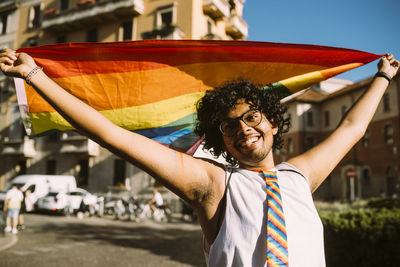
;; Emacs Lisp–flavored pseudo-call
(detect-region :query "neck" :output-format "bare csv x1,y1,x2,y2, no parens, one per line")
238,152,275,172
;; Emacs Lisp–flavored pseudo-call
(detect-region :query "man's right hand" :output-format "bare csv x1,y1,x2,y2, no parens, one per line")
0,49,38,79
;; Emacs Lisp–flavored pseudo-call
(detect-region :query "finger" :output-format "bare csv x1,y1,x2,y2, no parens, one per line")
379,56,389,65
0,57,14,65
0,62,9,72
388,57,398,66
0,50,17,61
386,54,394,61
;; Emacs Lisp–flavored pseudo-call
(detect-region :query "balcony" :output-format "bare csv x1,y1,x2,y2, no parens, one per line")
0,0,18,12
225,15,248,39
60,133,99,156
42,0,144,32
141,25,184,40
2,136,36,158
203,0,230,20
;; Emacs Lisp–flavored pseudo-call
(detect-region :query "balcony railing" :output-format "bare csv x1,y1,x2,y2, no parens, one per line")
141,25,184,40
42,0,144,32
203,0,230,20
1,136,36,158
60,133,99,156
225,15,248,39
0,0,18,12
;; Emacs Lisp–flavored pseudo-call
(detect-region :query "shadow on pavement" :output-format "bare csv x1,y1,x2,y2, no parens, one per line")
32,220,204,266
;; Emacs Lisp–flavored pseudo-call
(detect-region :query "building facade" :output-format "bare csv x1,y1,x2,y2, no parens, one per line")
0,0,248,196
275,76,400,201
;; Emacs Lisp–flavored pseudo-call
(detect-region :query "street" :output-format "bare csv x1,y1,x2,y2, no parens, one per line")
0,213,205,267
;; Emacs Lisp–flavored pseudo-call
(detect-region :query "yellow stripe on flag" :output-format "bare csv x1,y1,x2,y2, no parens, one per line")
30,91,204,134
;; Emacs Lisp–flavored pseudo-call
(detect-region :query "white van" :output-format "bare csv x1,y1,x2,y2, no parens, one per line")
0,175,77,209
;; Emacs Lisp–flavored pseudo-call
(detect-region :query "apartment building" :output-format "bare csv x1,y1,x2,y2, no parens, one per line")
275,75,400,201
0,0,248,194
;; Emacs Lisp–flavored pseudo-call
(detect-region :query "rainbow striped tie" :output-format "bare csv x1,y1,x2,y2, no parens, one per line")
264,171,289,266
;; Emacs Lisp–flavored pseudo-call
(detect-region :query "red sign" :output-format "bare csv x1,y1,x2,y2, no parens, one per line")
347,169,356,178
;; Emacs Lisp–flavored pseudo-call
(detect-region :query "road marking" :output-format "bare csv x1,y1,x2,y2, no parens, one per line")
35,247,55,253
0,234,18,252
11,250,34,256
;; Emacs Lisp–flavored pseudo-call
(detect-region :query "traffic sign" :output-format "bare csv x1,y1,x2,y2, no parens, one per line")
347,169,356,178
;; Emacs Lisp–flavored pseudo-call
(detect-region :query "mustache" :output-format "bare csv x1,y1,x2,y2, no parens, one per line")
225,129,271,146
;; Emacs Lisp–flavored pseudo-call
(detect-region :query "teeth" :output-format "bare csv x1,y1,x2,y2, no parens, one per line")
240,137,258,147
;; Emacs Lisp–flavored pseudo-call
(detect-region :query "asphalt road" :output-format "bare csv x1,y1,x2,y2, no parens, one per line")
0,213,206,267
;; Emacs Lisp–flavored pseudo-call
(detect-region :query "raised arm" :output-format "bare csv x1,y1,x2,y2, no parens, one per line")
0,49,226,207
288,54,399,192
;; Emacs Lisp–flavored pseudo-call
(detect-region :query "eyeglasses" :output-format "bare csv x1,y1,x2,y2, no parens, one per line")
219,109,263,136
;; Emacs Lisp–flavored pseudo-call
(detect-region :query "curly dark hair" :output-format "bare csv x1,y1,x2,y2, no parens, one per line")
195,79,291,166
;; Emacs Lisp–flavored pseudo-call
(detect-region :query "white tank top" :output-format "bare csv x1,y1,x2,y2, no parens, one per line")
205,162,325,267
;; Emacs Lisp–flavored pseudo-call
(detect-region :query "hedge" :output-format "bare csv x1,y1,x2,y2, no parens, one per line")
321,206,400,267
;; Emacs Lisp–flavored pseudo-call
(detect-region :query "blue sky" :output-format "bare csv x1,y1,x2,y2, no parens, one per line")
243,0,400,82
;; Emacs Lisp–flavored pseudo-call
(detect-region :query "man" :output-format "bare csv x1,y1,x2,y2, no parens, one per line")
3,185,24,234
149,188,164,214
0,49,398,266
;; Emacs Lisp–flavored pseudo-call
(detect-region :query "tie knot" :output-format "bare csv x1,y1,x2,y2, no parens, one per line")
263,171,278,182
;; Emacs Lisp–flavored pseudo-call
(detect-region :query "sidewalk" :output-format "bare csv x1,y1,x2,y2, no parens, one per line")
0,232,18,252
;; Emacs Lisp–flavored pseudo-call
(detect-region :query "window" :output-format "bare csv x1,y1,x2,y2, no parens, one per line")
384,124,394,144
26,184,36,193
46,160,57,174
69,191,84,196
324,110,330,127
0,14,7,35
383,92,390,112
362,168,371,184
362,128,370,148
161,10,172,27
122,21,133,41
157,5,175,28
287,137,293,153
18,160,27,175
113,159,126,186
77,159,89,187
60,0,69,11
307,111,314,127
86,28,98,42
56,35,67,44
28,5,41,28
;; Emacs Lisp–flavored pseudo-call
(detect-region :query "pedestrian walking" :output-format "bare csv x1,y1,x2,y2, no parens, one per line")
3,185,24,234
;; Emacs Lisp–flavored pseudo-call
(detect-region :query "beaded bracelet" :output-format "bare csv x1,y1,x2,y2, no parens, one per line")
25,66,43,85
375,71,392,84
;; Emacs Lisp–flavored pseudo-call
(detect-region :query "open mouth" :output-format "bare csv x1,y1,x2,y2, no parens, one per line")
237,135,261,148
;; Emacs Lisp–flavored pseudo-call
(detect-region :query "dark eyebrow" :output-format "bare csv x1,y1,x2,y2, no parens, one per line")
224,109,254,120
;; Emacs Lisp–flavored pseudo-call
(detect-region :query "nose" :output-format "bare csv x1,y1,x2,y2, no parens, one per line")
236,119,252,134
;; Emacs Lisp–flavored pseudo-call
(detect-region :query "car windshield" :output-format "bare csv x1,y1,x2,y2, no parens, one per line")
47,192,60,197
69,192,84,196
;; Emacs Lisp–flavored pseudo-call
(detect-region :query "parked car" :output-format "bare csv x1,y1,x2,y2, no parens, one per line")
0,174,77,209
36,188,98,215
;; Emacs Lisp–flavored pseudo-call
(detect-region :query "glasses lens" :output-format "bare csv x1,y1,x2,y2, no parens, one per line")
243,110,262,126
221,120,237,136
220,110,262,136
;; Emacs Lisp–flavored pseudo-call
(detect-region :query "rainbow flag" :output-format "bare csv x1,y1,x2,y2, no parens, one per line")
14,40,380,154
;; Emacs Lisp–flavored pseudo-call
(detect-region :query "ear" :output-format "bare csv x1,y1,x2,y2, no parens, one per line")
270,120,278,135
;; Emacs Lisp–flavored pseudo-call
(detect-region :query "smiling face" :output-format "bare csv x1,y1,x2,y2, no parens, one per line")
221,99,278,170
